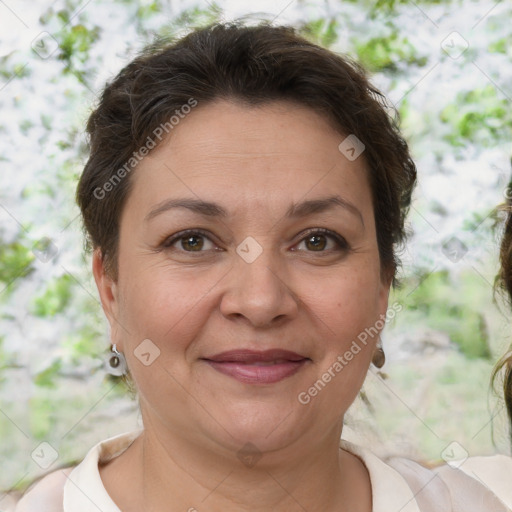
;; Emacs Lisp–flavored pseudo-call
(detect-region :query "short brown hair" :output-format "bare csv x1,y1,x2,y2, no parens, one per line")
77,22,417,282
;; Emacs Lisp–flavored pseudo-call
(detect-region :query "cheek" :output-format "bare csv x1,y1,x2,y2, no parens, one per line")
311,263,383,338
116,269,206,410
303,275,379,411
117,264,219,352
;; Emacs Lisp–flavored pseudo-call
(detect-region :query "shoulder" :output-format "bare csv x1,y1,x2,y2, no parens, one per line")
342,436,512,512
13,431,140,512
435,453,512,509
14,467,74,512
388,453,512,511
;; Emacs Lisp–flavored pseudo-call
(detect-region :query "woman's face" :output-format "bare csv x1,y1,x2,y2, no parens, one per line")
95,99,390,456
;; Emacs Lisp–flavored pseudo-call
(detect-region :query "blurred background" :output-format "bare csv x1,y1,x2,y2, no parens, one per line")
1,0,512,500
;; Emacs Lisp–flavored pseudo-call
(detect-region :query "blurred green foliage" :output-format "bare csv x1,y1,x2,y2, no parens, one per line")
0,239,34,300
393,270,493,359
33,360,63,389
31,274,73,317
441,85,512,147
302,18,339,48
58,24,101,65
355,32,428,72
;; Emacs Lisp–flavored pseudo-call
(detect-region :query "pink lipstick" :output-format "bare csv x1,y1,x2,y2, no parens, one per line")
202,349,309,384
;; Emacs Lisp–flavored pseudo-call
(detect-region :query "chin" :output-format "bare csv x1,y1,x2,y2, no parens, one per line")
208,399,310,453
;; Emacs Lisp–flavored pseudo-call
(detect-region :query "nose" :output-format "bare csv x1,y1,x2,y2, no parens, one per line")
219,243,299,328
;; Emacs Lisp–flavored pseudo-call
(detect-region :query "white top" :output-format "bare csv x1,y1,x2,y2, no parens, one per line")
13,431,512,511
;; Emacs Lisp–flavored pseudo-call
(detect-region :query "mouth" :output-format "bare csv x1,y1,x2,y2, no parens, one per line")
201,349,311,384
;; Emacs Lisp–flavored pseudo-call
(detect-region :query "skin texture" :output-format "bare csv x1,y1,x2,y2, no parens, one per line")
93,99,391,512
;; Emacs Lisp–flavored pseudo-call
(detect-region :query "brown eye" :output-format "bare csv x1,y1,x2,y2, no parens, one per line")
294,229,349,253
304,234,327,251
162,230,217,253
180,234,205,251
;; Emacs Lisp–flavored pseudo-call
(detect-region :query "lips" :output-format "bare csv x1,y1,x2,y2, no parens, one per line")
202,349,310,384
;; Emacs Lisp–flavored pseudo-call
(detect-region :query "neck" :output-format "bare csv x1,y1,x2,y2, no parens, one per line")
126,416,372,512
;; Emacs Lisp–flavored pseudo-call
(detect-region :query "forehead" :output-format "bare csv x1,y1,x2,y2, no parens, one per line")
128,99,373,218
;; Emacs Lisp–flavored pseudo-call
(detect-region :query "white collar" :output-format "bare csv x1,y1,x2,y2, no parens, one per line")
63,431,422,512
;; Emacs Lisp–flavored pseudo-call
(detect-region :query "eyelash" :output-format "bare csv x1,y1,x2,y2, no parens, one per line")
160,228,350,255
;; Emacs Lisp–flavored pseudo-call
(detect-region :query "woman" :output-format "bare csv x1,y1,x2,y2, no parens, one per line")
15,22,512,512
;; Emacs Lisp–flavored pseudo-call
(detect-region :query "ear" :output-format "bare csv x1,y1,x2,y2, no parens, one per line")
92,248,122,348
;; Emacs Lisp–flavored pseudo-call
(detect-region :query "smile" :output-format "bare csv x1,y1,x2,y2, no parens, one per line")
202,349,310,384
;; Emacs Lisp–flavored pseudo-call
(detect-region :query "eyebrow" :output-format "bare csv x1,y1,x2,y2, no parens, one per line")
145,195,364,226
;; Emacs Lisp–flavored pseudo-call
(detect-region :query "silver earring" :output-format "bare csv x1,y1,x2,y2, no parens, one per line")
372,338,385,369
105,343,127,376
